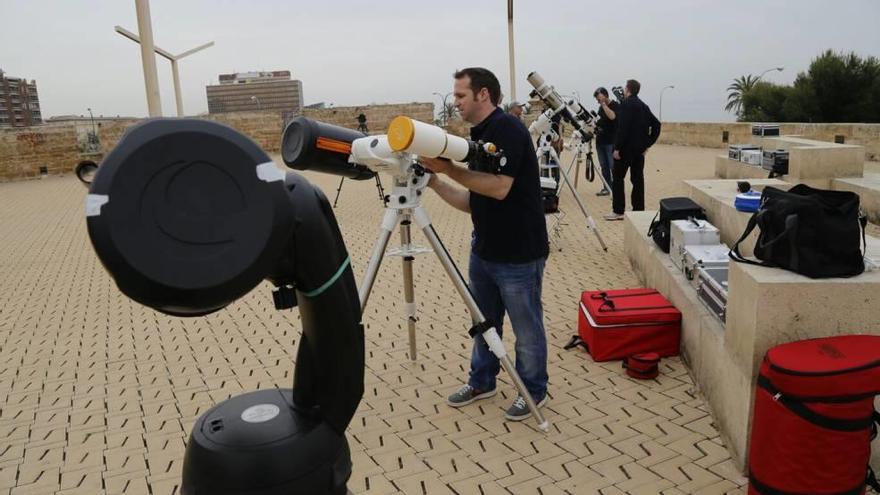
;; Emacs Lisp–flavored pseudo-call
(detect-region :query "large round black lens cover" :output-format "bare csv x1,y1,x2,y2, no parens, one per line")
86,118,295,316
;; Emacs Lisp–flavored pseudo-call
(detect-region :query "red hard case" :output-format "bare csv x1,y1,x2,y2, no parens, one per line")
577,289,681,362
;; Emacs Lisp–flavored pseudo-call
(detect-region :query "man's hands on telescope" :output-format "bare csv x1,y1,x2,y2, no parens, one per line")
420,156,514,204
421,156,453,178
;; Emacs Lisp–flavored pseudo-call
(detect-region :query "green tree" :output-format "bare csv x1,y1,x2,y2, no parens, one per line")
726,50,880,123
724,74,759,118
801,50,880,122
740,82,792,122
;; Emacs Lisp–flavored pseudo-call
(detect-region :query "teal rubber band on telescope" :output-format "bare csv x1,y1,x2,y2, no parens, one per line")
302,257,351,297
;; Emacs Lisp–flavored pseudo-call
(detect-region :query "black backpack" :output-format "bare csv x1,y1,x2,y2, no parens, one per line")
647,197,706,253
729,185,866,278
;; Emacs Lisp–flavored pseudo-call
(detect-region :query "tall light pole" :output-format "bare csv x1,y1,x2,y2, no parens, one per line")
507,0,516,102
115,25,214,117
659,85,674,121
756,66,784,82
134,0,161,116
250,96,262,110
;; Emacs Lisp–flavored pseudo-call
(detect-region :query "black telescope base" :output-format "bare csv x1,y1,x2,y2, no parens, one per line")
181,389,351,495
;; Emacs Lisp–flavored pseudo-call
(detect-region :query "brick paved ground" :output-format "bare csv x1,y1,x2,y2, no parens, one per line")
1,145,876,494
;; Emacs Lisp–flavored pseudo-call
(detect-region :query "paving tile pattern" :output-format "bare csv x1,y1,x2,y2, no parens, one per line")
2,145,875,494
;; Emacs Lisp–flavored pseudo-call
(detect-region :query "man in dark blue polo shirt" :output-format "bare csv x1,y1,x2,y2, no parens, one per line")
421,67,549,421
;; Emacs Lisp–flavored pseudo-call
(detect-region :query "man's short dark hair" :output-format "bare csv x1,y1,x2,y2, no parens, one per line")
626,79,641,96
593,87,609,98
454,67,501,106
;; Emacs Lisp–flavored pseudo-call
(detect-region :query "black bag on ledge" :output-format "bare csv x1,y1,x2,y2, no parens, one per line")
729,184,867,278
647,197,706,253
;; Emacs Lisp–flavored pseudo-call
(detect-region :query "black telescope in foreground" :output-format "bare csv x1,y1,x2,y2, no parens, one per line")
85,118,364,495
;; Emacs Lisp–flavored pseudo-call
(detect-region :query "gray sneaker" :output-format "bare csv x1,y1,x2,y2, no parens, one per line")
447,384,497,408
603,212,625,221
504,395,549,421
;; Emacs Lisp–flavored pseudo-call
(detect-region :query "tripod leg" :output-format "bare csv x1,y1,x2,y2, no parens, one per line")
374,175,387,205
411,206,550,431
359,208,400,309
333,177,345,208
399,215,418,361
558,163,609,251
590,153,612,192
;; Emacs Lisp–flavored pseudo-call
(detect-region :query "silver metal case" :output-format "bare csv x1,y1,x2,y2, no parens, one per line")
669,219,721,270
697,266,729,323
683,244,730,288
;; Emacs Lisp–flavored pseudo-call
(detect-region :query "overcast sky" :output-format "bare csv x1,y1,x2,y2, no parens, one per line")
2,0,878,122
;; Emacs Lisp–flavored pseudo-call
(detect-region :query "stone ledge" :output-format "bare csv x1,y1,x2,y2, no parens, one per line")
834,173,880,225
624,211,750,470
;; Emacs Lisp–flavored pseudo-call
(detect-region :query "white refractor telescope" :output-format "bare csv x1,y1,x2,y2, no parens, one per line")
282,116,506,180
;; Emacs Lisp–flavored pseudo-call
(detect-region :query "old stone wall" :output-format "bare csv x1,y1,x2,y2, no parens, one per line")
0,102,434,181
659,122,880,161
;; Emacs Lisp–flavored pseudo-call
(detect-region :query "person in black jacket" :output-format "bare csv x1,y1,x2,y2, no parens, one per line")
604,79,661,221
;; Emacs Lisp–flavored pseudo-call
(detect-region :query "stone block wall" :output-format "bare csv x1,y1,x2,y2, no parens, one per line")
0,102,434,181
659,122,880,161
0,126,83,180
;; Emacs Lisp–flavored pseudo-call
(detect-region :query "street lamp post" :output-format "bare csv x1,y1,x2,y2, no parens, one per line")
659,85,675,121
115,24,214,117
433,91,452,125
133,0,161,116
251,96,262,111
756,66,784,82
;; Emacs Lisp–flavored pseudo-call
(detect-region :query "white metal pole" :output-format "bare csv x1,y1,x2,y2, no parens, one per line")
507,0,516,102
171,60,184,117
134,0,162,116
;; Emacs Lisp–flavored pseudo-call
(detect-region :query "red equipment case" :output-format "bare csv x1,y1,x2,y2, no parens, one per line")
749,335,880,495
576,289,681,362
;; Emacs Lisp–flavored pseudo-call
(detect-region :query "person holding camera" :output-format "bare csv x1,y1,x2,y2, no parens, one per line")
593,87,618,196
604,79,661,221
421,67,550,421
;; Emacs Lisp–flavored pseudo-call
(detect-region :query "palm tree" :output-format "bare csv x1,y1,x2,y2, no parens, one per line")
440,101,459,125
725,75,759,116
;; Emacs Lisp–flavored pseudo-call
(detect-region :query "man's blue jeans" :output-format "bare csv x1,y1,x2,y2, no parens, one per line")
596,143,614,191
467,251,548,402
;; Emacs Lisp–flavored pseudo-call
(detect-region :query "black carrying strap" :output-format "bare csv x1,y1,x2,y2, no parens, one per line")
868,465,880,492
646,212,660,237
729,210,799,268
757,375,876,432
589,290,674,313
586,155,596,182
563,335,588,352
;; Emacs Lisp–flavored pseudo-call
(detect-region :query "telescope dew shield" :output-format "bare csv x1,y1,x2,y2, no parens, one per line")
527,71,565,111
387,116,471,161
282,117,374,180
86,119,296,317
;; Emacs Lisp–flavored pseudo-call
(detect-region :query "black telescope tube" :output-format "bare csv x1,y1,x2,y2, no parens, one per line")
281,117,375,180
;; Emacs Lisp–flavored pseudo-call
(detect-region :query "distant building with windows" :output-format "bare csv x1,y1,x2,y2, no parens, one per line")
206,70,303,116
0,69,42,127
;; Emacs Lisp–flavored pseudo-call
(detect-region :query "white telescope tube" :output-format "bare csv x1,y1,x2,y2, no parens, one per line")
528,109,554,137
387,116,481,162
526,72,566,111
